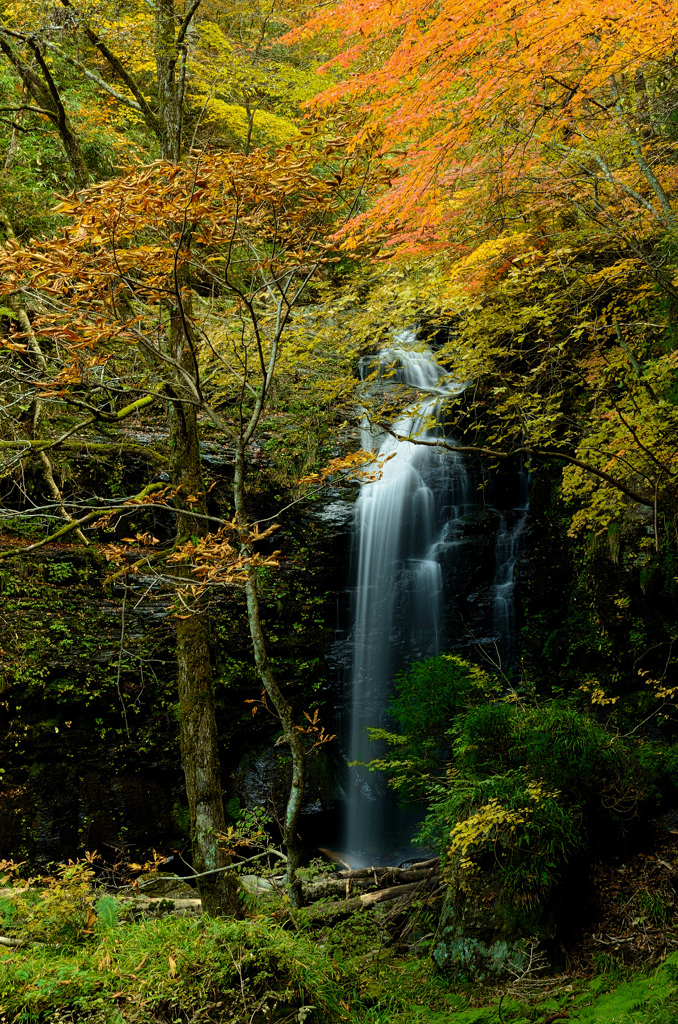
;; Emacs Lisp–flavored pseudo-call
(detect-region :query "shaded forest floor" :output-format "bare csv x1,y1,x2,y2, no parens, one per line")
561,820,678,976
2,823,678,1024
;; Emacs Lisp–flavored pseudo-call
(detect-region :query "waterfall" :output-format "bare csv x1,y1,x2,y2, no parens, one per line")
339,330,528,865
491,462,529,665
492,516,526,664
344,330,466,864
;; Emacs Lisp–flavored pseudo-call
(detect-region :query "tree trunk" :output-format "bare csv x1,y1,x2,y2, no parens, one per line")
233,441,306,908
174,584,237,916
156,0,183,162
168,303,238,917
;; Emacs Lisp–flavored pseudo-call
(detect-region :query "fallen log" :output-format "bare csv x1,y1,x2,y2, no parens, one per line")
302,856,440,904
117,896,202,919
305,877,442,922
302,876,373,902
335,856,440,880
361,882,424,906
335,857,439,880
302,865,439,903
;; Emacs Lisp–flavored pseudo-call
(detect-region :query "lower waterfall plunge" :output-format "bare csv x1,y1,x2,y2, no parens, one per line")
341,330,528,865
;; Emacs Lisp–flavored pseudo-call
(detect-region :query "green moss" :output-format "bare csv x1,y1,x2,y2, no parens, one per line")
0,915,347,1022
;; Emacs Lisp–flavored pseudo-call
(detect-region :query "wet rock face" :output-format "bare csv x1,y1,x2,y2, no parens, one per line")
236,745,344,821
233,743,347,858
0,766,185,865
0,476,357,867
306,493,356,534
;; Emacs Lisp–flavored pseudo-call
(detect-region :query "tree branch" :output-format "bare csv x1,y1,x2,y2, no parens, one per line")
41,39,143,112
0,483,165,561
176,0,202,48
377,423,656,508
58,0,162,137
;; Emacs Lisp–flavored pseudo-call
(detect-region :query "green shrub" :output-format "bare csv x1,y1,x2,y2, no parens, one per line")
420,769,582,905
366,655,499,798
367,655,653,910
0,861,96,948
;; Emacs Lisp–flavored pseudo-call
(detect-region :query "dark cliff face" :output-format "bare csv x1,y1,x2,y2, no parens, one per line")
518,462,678,703
2,438,670,867
0,446,355,866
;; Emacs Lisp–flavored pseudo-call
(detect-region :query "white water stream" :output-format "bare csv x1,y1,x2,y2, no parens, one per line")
342,329,529,864
345,330,467,862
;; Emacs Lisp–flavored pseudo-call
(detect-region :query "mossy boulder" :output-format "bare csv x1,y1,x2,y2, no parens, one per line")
433,870,554,983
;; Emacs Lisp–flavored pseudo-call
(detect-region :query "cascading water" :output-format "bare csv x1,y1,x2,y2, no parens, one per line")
491,464,529,665
339,329,529,865
344,330,468,863
492,517,526,664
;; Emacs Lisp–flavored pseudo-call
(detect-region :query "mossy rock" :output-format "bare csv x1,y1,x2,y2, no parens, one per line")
433,871,552,983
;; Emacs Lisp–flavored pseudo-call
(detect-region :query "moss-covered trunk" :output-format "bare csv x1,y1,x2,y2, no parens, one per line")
168,304,238,916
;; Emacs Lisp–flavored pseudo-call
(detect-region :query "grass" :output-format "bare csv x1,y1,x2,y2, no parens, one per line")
0,914,347,1023
1,883,678,1024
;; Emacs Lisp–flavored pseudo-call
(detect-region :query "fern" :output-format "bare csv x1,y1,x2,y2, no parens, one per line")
96,895,120,931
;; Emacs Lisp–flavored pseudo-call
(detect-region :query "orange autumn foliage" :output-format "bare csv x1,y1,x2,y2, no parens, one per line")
292,0,678,256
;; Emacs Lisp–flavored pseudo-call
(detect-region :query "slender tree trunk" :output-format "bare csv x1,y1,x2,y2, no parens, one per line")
233,441,306,907
0,37,90,190
4,86,24,172
156,0,182,162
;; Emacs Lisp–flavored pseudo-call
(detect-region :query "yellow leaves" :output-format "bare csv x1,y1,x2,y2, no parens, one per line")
299,449,374,486
638,668,678,705
525,781,558,802
448,798,528,873
191,89,300,148
197,20,233,53
578,680,619,706
53,201,80,216
446,774,560,884
584,259,642,288
186,2,328,151
453,232,535,274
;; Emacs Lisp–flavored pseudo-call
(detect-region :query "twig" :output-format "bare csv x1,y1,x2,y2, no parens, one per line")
185,848,286,881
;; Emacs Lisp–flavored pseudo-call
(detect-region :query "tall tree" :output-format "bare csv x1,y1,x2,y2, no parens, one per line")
0,137,372,904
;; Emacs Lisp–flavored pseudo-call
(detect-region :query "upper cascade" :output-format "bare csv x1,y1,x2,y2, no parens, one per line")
360,327,464,396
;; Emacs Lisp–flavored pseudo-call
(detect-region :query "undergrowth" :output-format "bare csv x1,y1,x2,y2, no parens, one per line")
2,845,678,1024
3,901,678,1024
0,914,347,1023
